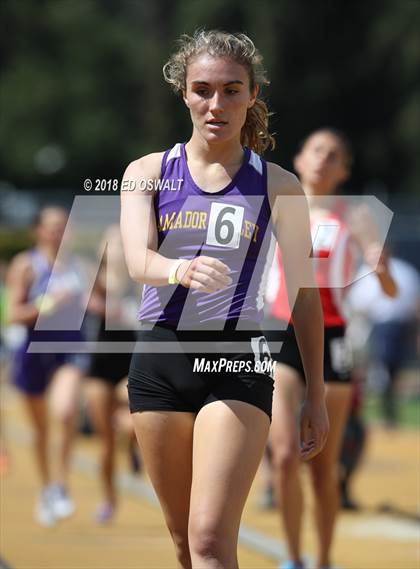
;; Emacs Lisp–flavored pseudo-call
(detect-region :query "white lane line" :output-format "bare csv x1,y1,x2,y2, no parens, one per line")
342,517,420,542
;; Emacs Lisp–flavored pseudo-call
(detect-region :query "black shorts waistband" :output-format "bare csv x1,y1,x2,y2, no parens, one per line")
139,321,263,341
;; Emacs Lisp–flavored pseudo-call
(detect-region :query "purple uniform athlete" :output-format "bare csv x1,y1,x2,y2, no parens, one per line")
7,206,87,527
121,30,328,569
13,248,86,395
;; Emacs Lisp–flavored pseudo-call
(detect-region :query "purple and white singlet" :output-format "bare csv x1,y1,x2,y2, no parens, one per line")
138,143,275,329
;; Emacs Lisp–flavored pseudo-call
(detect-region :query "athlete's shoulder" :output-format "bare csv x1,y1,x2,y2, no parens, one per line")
123,151,166,181
9,250,33,269
7,250,34,284
266,162,303,196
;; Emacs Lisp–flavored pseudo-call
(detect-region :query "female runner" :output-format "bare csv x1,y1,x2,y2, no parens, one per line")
121,30,329,569
267,128,396,569
7,206,86,526
84,224,138,523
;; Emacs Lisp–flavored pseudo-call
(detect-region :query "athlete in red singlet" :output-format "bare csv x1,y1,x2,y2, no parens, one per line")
266,128,396,569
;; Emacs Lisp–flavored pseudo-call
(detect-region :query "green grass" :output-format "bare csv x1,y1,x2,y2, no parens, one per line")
363,394,420,428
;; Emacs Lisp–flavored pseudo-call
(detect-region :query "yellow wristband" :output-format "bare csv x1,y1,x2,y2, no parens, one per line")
168,259,184,285
34,294,56,315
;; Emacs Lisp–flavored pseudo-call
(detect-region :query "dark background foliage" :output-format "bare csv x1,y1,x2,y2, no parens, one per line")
1,0,419,194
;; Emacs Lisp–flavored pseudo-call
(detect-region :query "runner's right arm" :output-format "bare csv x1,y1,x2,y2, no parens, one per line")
6,253,39,326
120,154,231,293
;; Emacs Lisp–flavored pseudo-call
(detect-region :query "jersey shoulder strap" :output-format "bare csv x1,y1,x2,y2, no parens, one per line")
160,143,182,178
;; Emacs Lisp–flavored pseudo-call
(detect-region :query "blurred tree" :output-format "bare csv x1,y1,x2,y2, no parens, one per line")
0,0,418,193
0,0,176,188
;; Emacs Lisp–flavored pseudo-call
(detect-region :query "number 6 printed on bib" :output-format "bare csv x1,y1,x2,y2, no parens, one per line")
206,202,244,249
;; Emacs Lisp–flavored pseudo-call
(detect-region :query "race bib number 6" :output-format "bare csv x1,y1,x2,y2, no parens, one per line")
206,202,244,249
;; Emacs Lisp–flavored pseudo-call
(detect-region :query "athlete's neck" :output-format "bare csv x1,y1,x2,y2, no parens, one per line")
36,244,60,265
302,182,338,199
185,134,244,167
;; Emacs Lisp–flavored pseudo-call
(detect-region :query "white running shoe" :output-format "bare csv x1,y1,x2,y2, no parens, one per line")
49,483,75,519
34,487,57,527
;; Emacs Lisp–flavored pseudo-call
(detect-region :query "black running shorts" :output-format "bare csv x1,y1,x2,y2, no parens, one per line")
264,319,353,384
86,320,136,386
128,324,274,420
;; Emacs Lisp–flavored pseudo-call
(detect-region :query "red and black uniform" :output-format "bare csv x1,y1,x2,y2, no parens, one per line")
265,207,354,383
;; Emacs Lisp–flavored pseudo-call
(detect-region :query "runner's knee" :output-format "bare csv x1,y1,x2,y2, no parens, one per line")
272,441,300,475
189,519,232,561
52,403,77,425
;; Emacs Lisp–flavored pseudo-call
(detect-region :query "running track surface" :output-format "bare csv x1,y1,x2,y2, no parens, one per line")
1,386,419,569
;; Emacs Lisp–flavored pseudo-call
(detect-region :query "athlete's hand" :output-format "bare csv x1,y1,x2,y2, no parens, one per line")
364,242,388,273
364,242,397,297
299,392,329,461
177,256,232,293
35,290,74,316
